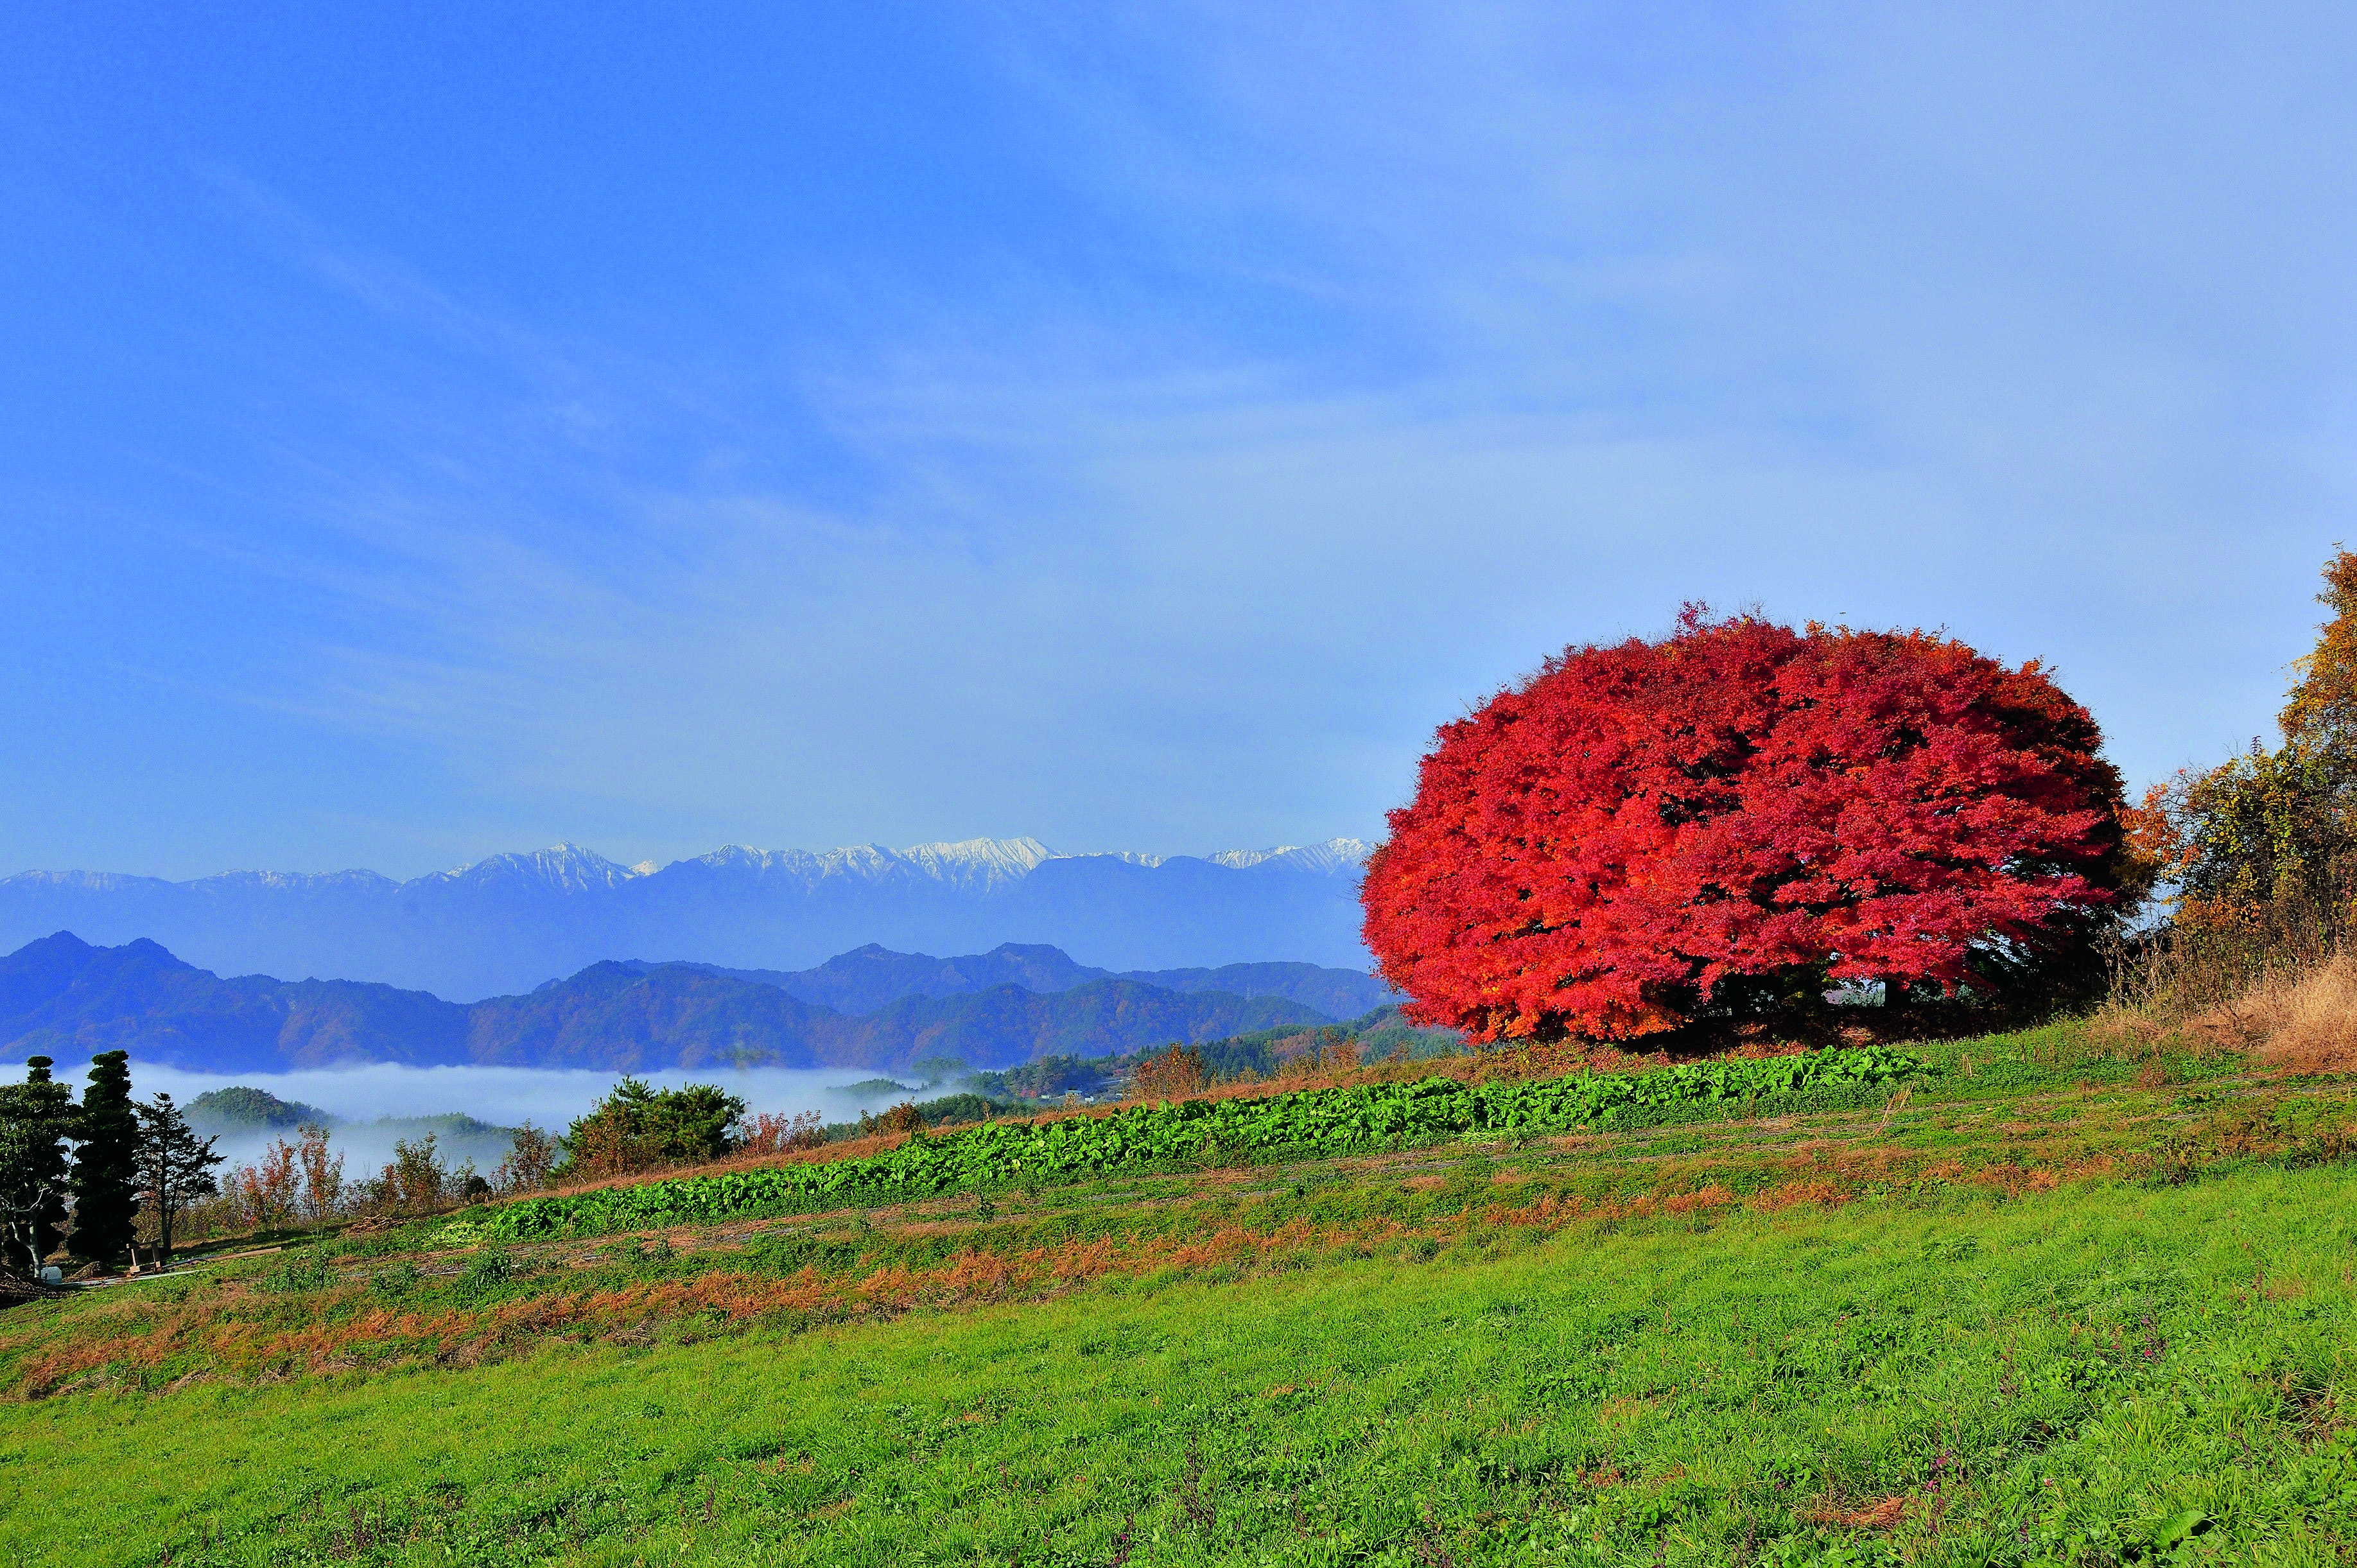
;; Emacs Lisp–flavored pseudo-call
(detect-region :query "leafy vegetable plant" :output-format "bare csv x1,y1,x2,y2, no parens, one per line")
443,1047,1921,1242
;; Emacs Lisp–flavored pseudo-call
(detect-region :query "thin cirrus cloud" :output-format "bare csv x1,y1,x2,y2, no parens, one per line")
3,3,2353,880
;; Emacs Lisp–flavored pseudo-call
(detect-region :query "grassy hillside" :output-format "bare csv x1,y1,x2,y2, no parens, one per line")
3,1022,2354,1565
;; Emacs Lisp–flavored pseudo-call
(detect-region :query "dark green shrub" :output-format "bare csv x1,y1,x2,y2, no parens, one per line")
265,1250,335,1293
453,1248,514,1302
562,1079,747,1179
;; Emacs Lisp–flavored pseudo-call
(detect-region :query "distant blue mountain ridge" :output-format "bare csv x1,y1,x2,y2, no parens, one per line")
0,932,1403,1074
0,837,1376,1002
634,941,1396,1022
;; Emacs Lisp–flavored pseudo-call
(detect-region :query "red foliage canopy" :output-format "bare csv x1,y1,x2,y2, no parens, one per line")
1361,612,2130,1041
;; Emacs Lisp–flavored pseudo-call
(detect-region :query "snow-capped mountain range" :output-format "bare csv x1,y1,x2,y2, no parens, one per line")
0,837,1377,1002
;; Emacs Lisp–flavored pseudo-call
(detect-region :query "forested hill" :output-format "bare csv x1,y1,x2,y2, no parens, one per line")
0,933,471,1072
0,934,1339,1072
625,943,1398,1020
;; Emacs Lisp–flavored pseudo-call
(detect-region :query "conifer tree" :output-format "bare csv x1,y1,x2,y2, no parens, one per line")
133,1093,223,1264
70,1051,139,1267
0,1057,76,1276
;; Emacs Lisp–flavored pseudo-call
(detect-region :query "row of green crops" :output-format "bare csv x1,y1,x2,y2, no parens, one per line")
440,1047,1924,1243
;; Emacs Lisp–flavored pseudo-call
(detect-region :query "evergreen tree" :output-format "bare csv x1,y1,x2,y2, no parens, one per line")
70,1051,139,1267
132,1093,223,1264
0,1057,76,1276
558,1077,745,1178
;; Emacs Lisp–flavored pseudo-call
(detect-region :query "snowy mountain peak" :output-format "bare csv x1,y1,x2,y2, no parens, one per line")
668,837,1063,892
1208,839,1373,875
437,842,641,895
619,835,1363,885
9,835,1371,902
894,837,1059,891
1,833,1380,1000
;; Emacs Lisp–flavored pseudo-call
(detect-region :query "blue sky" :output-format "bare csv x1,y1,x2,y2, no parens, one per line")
5,4,2355,880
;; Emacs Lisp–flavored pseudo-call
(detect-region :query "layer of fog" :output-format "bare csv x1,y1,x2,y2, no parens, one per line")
125,1059,934,1173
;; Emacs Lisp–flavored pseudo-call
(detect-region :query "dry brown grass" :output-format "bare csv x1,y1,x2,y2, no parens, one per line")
2189,952,2357,1070
2097,889,2355,1058
1804,1494,1909,1529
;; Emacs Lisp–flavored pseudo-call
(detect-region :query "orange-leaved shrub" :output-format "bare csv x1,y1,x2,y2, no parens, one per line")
861,1102,926,1137
2110,550,2357,1031
1129,1045,1210,1101
738,1111,826,1156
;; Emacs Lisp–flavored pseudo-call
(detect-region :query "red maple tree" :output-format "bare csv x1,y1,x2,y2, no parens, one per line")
1361,610,2134,1041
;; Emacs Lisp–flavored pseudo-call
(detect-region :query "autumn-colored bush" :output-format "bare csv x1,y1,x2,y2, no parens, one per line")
222,1139,301,1232
2139,555,2357,932
363,1135,453,1215
493,1122,560,1194
1271,1034,1357,1082
2110,550,2357,1027
1130,1046,1211,1101
1363,609,2138,1042
862,1102,926,1137
293,1124,343,1220
738,1111,826,1156
218,1124,344,1232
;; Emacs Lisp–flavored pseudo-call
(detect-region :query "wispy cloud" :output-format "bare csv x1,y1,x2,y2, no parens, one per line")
11,3,2355,877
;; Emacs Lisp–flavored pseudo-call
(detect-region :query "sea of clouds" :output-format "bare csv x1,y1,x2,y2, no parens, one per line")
123,1060,926,1172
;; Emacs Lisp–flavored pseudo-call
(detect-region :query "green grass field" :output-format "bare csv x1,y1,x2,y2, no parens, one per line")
3,1027,2354,1565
